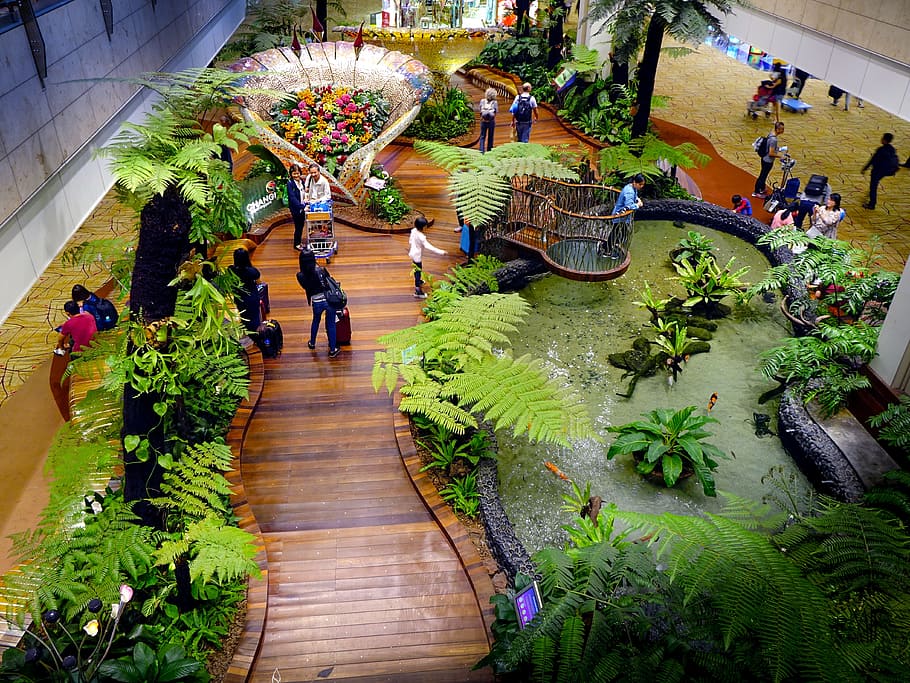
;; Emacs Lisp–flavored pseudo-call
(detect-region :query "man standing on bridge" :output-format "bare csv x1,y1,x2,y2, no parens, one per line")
612,174,645,216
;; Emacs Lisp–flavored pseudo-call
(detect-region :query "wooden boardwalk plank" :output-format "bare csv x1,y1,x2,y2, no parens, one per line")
241,75,496,681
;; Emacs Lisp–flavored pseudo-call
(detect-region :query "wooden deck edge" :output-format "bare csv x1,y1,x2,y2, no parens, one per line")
224,337,269,683
391,399,497,646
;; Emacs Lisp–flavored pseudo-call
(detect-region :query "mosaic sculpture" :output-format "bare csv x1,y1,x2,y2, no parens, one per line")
228,42,432,206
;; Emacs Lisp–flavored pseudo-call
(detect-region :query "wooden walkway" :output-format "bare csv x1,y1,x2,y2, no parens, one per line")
238,77,512,682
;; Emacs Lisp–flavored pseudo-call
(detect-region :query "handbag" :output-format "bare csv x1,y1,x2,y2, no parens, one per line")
319,268,347,310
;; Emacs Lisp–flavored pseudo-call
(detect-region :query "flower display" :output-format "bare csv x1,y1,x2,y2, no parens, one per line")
83,619,100,636
270,86,390,174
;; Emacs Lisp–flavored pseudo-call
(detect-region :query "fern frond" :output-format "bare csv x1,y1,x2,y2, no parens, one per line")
450,171,512,227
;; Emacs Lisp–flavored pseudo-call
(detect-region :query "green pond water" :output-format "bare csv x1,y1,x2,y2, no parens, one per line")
498,221,813,552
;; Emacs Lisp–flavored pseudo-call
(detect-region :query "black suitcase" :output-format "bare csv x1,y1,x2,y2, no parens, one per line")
805,174,828,197
335,307,351,345
255,319,283,358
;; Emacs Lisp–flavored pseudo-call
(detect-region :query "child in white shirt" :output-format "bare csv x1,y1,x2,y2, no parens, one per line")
408,216,446,298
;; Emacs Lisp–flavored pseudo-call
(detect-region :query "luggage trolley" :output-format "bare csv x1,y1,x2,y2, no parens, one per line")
305,208,337,263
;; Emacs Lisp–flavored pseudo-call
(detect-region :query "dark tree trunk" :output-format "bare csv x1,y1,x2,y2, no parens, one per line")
515,0,531,38
631,15,666,139
546,2,569,70
122,185,192,525
609,53,629,102
316,0,328,41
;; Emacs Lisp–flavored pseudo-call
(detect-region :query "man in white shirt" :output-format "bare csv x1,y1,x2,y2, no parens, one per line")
305,163,332,208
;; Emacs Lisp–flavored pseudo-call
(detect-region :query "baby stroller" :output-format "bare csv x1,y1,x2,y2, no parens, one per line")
747,80,774,119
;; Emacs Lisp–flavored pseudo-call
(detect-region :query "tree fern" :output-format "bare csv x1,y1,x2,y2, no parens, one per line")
148,440,234,521
414,140,579,227
154,516,260,585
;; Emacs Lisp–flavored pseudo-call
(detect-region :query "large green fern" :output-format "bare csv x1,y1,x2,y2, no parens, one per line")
373,293,594,444
414,140,579,227
148,441,234,521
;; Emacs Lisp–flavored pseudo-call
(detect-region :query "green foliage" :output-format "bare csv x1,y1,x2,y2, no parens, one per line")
404,86,474,140
365,182,412,224
475,35,551,89
414,140,578,228
758,320,878,417
606,406,729,496
374,293,594,445
98,69,264,243
61,237,136,298
749,230,900,321
149,441,234,521
673,255,749,311
672,230,715,265
98,641,204,683
599,133,710,184
154,516,260,586
3,493,156,626
422,255,504,321
440,472,481,517
418,427,470,475
868,396,910,454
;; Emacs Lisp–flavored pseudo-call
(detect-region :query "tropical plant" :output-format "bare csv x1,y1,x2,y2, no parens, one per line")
404,86,474,141
632,281,670,321
373,293,594,445
418,430,471,475
868,395,910,455
414,140,578,228
673,254,749,315
421,255,504,320
98,641,204,683
650,318,694,383
365,183,412,224
758,320,878,417
606,406,729,496
480,491,910,681
671,230,715,265
474,34,551,89
440,472,481,517
598,133,710,187
589,0,740,138
749,230,900,323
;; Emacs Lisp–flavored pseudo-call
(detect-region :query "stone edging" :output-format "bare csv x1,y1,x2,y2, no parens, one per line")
477,199,865,581
224,338,268,683
391,398,497,643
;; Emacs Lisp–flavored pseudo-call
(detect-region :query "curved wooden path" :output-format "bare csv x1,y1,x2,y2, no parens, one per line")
235,78,602,681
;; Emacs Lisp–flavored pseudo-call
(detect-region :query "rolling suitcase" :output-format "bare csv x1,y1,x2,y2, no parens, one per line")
335,307,352,345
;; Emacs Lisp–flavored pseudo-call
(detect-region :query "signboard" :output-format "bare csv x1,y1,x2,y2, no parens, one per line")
238,176,284,226
553,67,576,93
514,581,542,629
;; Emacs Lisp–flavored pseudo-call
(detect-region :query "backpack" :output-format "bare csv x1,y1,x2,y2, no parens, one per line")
480,98,496,121
255,319,283,358
514,94,533,123
885,146,900,176
82,294,118,331
319,268,347,310
753,135,769,157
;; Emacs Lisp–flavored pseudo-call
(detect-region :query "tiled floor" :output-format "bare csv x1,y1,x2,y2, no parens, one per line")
0,40,908,409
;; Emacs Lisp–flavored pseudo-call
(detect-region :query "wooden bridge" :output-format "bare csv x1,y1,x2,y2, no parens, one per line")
486,177,635,282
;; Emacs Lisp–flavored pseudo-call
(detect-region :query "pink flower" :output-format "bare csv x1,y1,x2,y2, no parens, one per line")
298,101,306,109
340,134,349,143
119,585,134,604
301,111,310,120
320,136,330,145
304,131,313,139
291,109,300,116
336,121,345,130
331,131,340,139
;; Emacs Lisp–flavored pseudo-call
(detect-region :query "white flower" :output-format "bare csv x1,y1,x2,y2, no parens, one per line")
90,501,102,515
119,584,133,604
83,619,99,636
110,603,121,619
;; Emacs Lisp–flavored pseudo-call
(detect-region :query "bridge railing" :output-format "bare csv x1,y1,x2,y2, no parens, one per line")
486,177,636,273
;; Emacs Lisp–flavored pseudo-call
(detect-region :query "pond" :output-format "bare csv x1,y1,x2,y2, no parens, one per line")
497,221,814,552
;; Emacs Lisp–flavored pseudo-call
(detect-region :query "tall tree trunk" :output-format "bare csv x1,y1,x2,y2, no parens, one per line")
546,2,568,70
609,52,629,102
515,0,531,38
122,185,192,527
316,0,328,41
630,15,666,139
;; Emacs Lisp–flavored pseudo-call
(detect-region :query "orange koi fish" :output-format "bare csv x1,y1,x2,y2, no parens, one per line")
545,461,571,482
707,392,719,411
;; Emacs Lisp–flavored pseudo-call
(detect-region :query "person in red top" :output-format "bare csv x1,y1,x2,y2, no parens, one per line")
55,300,97,354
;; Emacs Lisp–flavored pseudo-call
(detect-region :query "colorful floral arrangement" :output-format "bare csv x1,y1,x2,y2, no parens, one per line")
269,86,390,174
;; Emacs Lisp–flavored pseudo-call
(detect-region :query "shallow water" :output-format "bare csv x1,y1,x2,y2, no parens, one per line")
498,221,813,552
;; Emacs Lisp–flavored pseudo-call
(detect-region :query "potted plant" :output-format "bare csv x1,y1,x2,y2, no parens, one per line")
606,406,730,496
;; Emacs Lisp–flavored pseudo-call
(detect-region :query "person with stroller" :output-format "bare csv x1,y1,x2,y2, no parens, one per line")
747,80,775,119
304,163,332,210
753,121,785,199
296,249,340,358
768,61,788,122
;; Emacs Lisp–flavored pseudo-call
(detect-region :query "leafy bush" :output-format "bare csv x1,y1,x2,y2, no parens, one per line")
440,472,481,517
474,35,551,91
366,184,411,225
404,86,474,141
868,396,910,455
606,406,730,496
